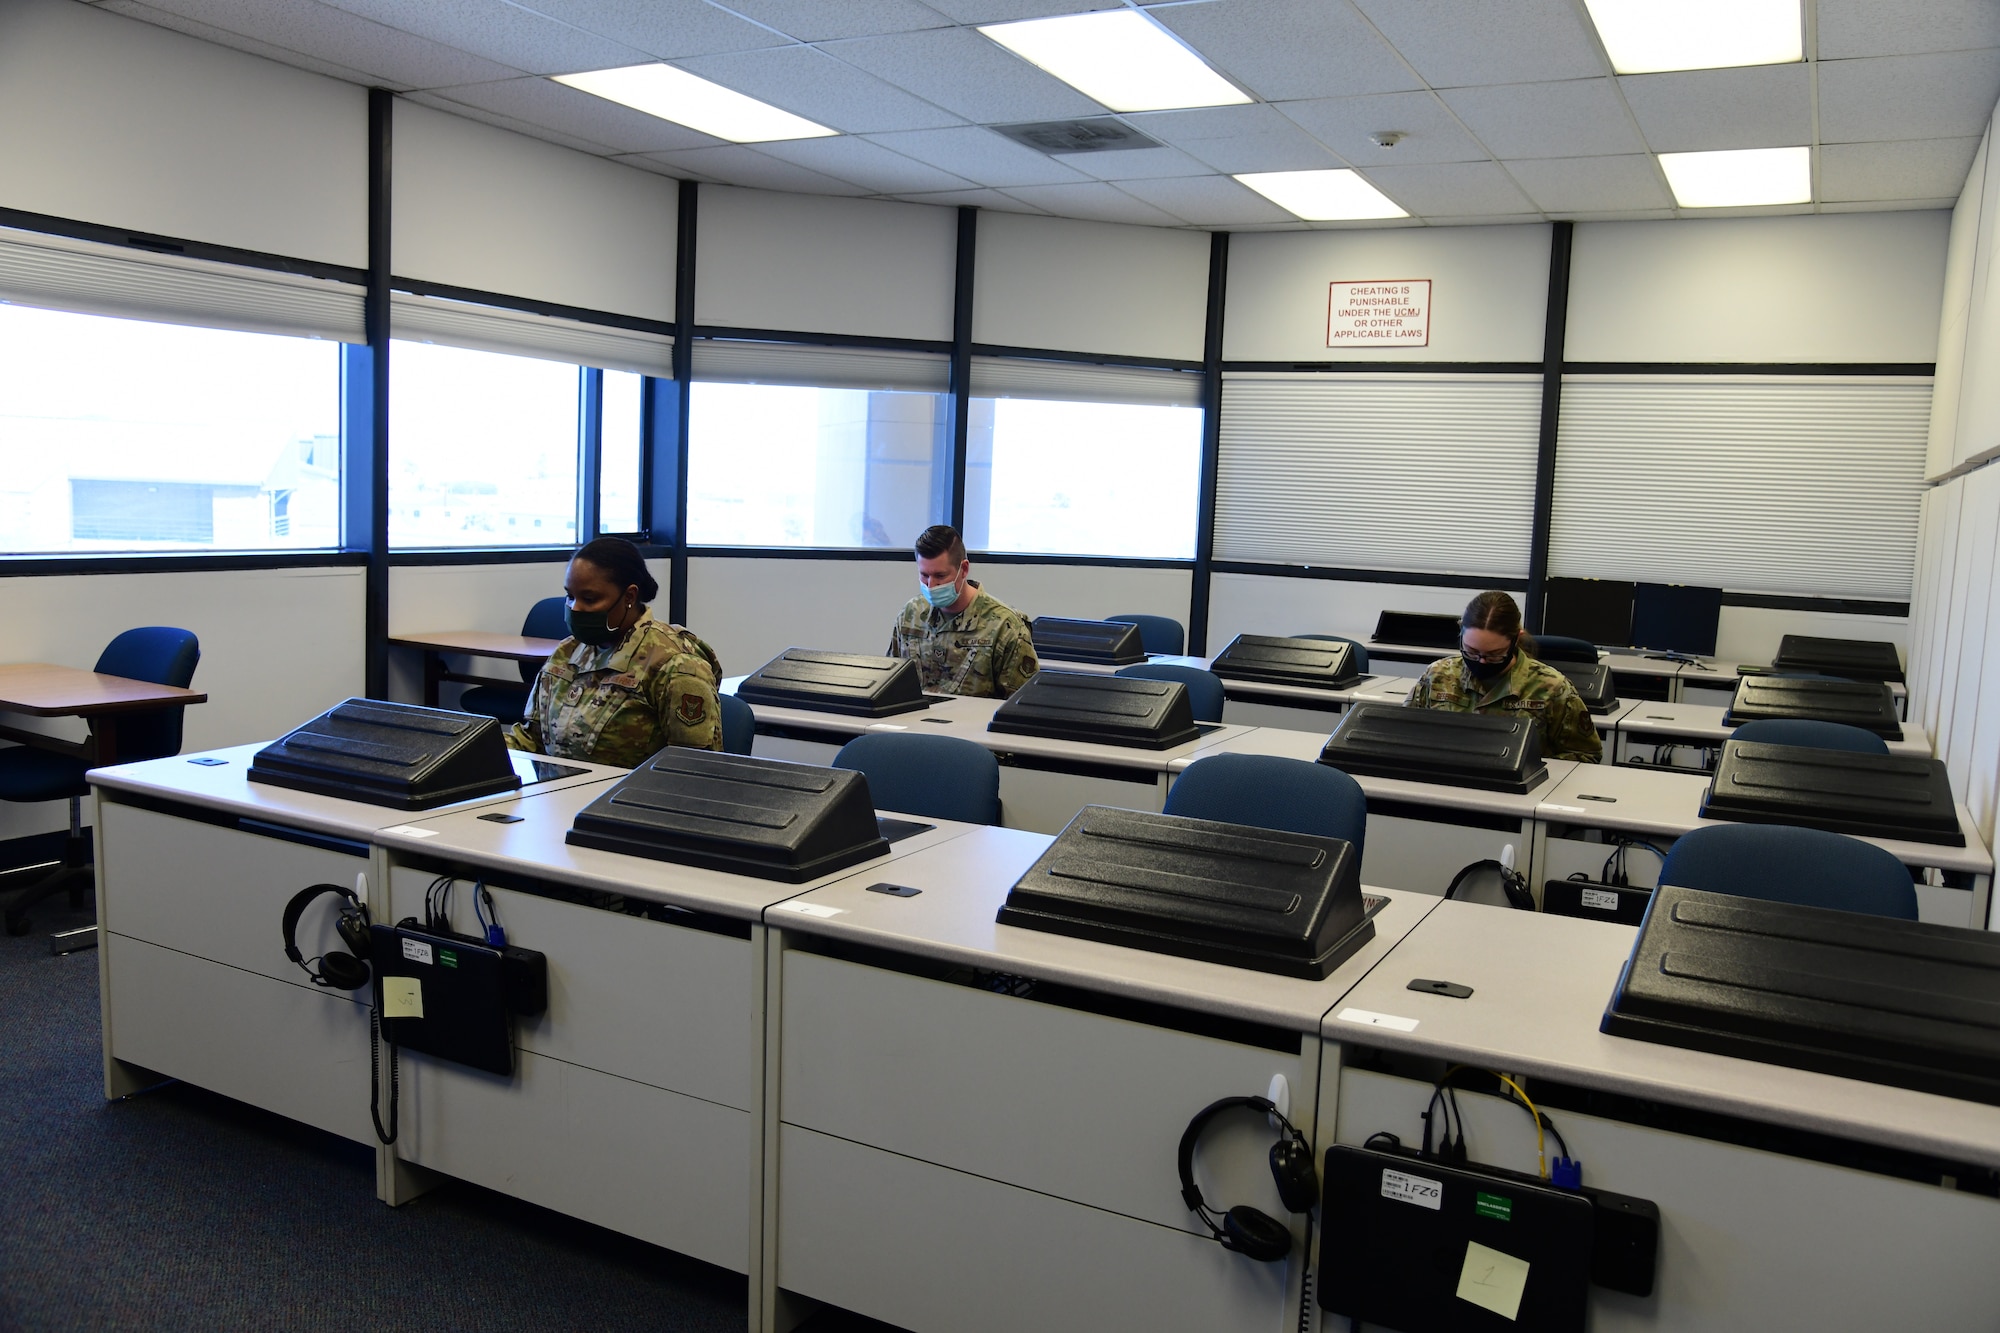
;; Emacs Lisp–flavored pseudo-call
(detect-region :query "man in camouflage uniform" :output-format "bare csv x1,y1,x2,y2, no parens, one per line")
1407,644,1603,762
888,524,1038,699
507,611,724,768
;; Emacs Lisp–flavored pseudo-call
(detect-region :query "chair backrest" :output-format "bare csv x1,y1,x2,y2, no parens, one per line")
1165,753,1367,854
1533,634,1599,664
1659,823,1918,919
1114,663,1224,722
1729,719,1889,755
520,596,569,683
831,732,1002,826
1297,633,1370,672
93,627,201,762
1107,613,1185,657
719,693,756,755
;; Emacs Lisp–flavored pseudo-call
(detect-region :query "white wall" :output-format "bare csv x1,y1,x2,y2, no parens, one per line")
1927,135,1987,478
1938,106,2000,476
1205,573,1473,649
0,0,366,267
972,213,1210,362
384,560,578,702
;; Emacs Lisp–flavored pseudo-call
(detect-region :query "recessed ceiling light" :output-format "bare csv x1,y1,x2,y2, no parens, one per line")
1659,146,1812,208
1234,170,1409,221
978,10,1250,114
1584,0,1801,74
553,64,836,143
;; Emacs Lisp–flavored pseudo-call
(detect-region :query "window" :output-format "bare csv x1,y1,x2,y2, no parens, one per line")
0,304,341,554
598,369,644,535
389,341,582,549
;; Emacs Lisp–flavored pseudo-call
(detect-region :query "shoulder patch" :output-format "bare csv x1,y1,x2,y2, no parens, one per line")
674,691,708,727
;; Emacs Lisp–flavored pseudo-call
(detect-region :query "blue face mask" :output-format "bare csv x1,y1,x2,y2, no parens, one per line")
920,578,960,610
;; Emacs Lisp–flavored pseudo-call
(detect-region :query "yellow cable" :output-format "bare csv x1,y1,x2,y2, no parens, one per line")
1490,1072,1547,1179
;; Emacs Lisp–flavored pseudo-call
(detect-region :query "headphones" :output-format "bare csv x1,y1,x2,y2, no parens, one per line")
1444,857,1536,911
281,883,373,991
1177,1095,1320,1263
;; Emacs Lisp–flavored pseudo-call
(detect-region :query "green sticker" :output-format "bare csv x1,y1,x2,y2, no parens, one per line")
440,949,458,968
1474,1192,1513,1222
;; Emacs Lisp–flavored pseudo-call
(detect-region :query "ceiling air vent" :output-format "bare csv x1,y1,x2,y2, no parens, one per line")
994,118,1163,155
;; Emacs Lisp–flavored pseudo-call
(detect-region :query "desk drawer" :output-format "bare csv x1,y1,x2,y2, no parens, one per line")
779,949,1304,1235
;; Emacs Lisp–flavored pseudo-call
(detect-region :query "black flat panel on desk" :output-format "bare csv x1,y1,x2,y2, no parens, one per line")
1029,616,1145,666
1319,703,1548,794
1701,740,1963,846
1631,583,1721,656
987,670,1198,749
249,699,520,810
1544,577,1634,648
1604,885,2000,1104
1551,661,1617,714
1771,634,1905,683
997,805,1372,978
566,749,888,882
1373,611,1462,650
1210,633,1360,689
735,649,928,717
1724,676,1902,739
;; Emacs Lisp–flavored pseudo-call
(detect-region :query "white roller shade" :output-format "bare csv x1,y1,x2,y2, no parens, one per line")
0,226,364,342
391,292,673,376
1550,377,1931,600
1214,374,1542,577
969,355,1203,407
692,340,948,393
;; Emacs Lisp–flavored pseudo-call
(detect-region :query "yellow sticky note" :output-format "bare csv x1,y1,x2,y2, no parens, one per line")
382,976,424,1020
1456,1240,1530,1321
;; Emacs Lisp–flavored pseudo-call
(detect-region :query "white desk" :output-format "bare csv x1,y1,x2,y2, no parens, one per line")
765,821,1441,1333
1319,901,2000,1330
1613,700,1932,770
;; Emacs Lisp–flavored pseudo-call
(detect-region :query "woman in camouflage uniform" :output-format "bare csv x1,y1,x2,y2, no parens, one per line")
506,537,725,768
1406,590,1603,763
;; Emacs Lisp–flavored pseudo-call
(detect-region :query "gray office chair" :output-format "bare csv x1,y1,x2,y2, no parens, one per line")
459,596,567,724
1107,614,1185,657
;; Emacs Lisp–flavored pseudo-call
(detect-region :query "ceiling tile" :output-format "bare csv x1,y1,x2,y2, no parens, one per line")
608,153,691,178
675,44,965,134
706,0,953,42
1277,91,1491,165
314,0,653,75
1439,79,1645,159
101,0,376,83
1175,129,1347,174
1150,0,1422,102
1121,103,1305,142
636,144,874,194
423,76,726,153
891,187,1047,213
918,0,1120,21
993,182,1185,226
1618,64,1812,152
863,126,1091,186
400,89,626,155
1817,0,2000,60
1350,0,1607,88
1359,160,1536,216
1112,174,1298,226
1822,198,1960,213
1819,136,1984,201
1502,154,1673,213
818,26,1105,123
508,0,790,59
106,0,523,88
1056,144,1219,182
754,135,978,193
1817,51,2000,143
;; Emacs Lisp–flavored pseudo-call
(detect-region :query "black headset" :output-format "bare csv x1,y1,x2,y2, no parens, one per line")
1444,857,1536,911
1177,1095,1319,1263
281,883,373,991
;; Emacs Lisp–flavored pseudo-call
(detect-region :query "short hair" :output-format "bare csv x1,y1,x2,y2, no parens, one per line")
914,524,967,565
572,536,659,603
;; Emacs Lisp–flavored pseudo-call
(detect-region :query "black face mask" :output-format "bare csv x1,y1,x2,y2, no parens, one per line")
1461,648,1515,681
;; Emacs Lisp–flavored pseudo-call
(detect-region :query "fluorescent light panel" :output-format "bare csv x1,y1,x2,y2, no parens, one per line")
553,64,835,143
1659,146,1812,208
1584,0,1801,74
1234,170,1408,221
978,10,1249,113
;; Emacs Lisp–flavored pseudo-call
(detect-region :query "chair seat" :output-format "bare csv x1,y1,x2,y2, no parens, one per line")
0,746,90,804
459,683,531,725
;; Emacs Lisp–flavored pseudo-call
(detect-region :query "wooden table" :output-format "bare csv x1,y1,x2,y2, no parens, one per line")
388,631,562,708
0,662,207,765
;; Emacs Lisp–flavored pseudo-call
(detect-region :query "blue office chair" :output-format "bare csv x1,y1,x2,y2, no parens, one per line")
1166,754,1367,855
1533,635,1599,664
1107,613,1185,657
719,693,756,756
459,596,567,724
1659,823,1917,920
1114,663,1224,722
831,733,1002,826
1729,719,1889,755
1298,634,1370,672
0,627,200,936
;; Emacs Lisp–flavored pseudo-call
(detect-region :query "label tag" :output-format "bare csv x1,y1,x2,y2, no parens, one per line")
382,976,423,1019
439,949,458,969
1474,1191,1514,1222
867,723,908,731
388,825,440,839
1580,888,1620,912
401,937,434,965
1337,1007,1419,1032
1381,1168,1443,1210
773,901,844,918
1457,1241,1530,1320
1542,804,1584,814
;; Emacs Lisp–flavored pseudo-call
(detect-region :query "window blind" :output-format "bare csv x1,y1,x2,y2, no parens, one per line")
1549,377,1931,600
392,292,673,376
969,356,1203,407
0,227,364,342
1214,374,1542,576
692,340,948,393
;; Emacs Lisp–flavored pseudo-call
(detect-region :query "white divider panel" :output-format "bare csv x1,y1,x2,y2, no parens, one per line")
1215,374,1540,577
1551,377,1931,599
1928,131,1987,479
1951,110,2000,475
392,293,671,375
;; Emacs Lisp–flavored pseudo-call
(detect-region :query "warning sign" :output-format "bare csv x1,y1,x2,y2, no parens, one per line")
1327,279,1430,348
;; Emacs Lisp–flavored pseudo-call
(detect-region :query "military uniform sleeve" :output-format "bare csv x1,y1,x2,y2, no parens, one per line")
1406,662,1438,709
1543,688,1604,762
990,613,1040,699
505,665,550,752
658,658,723,751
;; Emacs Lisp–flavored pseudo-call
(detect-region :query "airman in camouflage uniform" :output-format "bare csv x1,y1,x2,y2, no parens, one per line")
888,583,1039,699
506,610,723,768
1407,650,1604,762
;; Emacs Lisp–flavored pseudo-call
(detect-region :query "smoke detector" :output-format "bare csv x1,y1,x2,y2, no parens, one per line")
1370,131,1406,149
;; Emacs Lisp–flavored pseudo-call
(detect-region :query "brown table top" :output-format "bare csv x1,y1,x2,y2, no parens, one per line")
388,631,564,660
0,662,208,717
